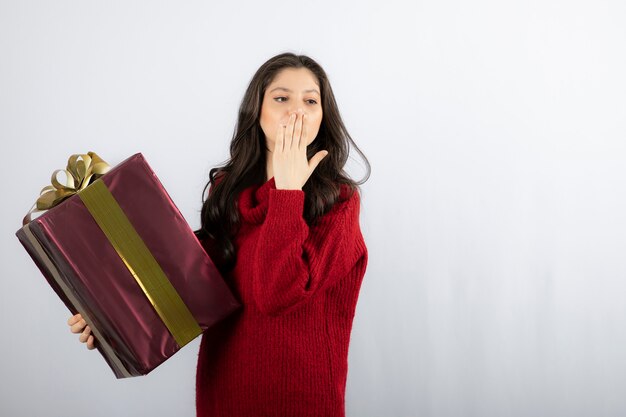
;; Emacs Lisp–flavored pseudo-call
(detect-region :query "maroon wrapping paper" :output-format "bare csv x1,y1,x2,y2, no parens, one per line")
15,153,241,378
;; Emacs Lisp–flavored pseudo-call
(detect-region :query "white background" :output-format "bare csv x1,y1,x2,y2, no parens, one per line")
1,1,625,416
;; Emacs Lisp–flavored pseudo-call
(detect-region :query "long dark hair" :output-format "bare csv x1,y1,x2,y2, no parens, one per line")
194,52,370,273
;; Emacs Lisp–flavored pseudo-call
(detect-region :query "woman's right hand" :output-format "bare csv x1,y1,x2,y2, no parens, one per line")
68,313,96,350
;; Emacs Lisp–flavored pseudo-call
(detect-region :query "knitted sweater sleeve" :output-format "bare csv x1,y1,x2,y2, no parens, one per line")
250,185,367,316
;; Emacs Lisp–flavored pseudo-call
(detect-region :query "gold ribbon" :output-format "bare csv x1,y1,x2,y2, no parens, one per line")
23,152,201,347
22,152,111,226
78,179,202,347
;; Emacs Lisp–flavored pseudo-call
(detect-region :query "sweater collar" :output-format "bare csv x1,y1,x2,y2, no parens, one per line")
238,176,276,224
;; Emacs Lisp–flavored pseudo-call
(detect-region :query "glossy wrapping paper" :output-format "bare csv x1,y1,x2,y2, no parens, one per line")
15,153,241,378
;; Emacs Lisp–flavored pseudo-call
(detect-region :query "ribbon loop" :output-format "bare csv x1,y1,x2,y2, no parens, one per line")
22,151,111,225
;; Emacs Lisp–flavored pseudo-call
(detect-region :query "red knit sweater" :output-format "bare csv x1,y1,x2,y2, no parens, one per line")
195,176,368,417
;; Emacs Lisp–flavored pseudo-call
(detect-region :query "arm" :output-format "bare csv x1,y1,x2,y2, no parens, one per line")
251,185,367,316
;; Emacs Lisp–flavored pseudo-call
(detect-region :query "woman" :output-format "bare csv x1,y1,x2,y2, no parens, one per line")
68,52,370,417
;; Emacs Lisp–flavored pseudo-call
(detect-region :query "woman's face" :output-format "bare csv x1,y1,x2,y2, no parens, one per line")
259,67,323,152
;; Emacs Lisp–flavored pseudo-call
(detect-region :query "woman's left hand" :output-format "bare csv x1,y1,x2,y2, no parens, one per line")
272,108,328,190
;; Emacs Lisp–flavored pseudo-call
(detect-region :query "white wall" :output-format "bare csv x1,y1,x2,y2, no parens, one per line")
1,1,625,416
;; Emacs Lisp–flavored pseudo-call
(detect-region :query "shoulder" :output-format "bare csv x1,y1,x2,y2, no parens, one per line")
320,183,361,222
338,183,361,209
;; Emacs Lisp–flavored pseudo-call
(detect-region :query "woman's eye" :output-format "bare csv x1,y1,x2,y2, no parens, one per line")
274,97,318,105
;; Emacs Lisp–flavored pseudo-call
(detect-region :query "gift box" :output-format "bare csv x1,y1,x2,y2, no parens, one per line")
15,152,241,378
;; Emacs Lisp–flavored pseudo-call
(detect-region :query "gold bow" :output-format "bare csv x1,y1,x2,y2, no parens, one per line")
22,152,111,225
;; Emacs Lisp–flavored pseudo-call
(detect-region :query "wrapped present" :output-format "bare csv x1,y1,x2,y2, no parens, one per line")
15,152,241,378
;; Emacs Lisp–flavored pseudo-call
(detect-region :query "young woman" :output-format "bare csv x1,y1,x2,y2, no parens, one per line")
68,52,371,417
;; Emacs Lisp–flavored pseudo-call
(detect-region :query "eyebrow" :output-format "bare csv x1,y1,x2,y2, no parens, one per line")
269,87,320,96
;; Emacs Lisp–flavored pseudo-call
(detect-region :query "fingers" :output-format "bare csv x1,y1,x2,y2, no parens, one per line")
279,110,304,153
293,111,303,149
70,318,87,334
67,313,81,326
275,121,284,153
68,313,96,350
87,335,96,350
300,114,307,150
285,112,296,150
79,325,91,343
80,325,97,350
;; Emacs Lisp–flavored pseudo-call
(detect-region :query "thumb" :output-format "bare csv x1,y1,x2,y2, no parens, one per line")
308,150,329,173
